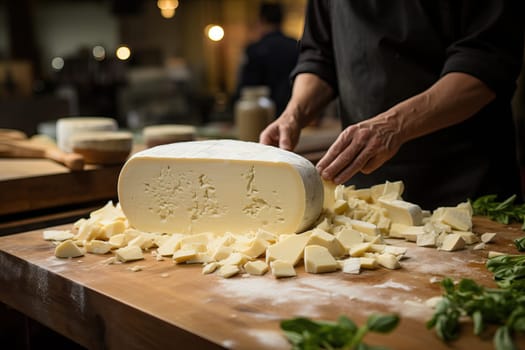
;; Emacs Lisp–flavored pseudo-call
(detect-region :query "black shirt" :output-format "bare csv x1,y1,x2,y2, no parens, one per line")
236,31,299,116
292,0,524,209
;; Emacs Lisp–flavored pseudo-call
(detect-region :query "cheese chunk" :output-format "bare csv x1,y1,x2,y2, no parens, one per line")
435,207,472,231
379,199,423,226
157,234,184,257
244,260,269,275
270,260,296,278
115,245,144,262
304,245,338,274
218,264,240,278
118,140,324,235
55,240,84,258
342,257,361,274
440,233,465,252
308,228,346,258
335,228,364,249
481,232,497,243
85,240,112,254
376,253,401,270
265,231,312,266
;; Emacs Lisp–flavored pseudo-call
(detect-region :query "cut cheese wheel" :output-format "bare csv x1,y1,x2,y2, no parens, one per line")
56,117,118,152
118,140,324,235
70,131,133,165
143,124,197,148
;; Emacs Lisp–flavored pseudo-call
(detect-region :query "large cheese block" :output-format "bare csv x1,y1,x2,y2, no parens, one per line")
118,139,324,235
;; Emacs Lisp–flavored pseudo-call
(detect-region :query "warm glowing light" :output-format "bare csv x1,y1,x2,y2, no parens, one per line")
206,25,224,42
160,8,175,18
116,46,131,61
157,0,179,10
92,45,106,61
51,57,64,70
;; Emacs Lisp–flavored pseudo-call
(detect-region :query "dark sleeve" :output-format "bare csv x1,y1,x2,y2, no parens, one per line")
290,0,338,92
441,0,525,98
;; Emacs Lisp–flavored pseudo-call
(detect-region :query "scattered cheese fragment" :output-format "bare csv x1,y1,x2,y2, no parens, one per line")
304,245,339,274
439,233,465,252
342,257,361,274
378,199,423,226
43,230,74,241
376,253,401,270
359,257,379,269
244,260,269,276
115,245,144,262
266,231,312,265
172,249,197,264
488,251,506,258
308,228,346,258
335,228,364,249
481,232,497,243
85,240,112,254
55,240,84,258
349,242,372,257
202,262,220,274
270,260,296,278
218,264,240,278
473,242,486,251
157,234,184,257
437,207,472,231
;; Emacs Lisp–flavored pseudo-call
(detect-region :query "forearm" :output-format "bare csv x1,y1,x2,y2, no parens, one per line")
373,72,496,144
283,73,336,127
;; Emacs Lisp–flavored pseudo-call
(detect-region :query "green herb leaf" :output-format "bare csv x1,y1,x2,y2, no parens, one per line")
366,314,400,333
494,326,517,350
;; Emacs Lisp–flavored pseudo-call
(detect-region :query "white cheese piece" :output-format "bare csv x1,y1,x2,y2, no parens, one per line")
43,230,74,241
439,233,465,252
254,229,278,244
315,217,332,232
127,233,155,250
359,257,378,269
376,253,401,270
370,244,385,253
186,253,213,264
56,117,118,152
172,249,197,263
322,179,337,211
270,260,296,278
348,242,372,257
378,198,423,226
219,252,250,267
416,232,438,247
157,234,185,257
202,262,220,274
108,233,128,248
265,231,312,265
383,245,408,256
218,264,240,278
211,246,233,261
98,220,127,240
342,257,361,274
304,245,339,274
308,228,346,258
351,219,380,236
438,207,472,231
481,232,497,243
55,240,85,258
70,131,133,165
118,140,324,235
239,238,268,258
129,265,144,272
115,245,144,262
244,260,269,275
388,223,424,241
335,228,364,249
452,230,479,245
473,242,486,250
85,240,112,254
332,199,349,215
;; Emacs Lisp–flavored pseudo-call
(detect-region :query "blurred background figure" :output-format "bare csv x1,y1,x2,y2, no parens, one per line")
233,1,299,117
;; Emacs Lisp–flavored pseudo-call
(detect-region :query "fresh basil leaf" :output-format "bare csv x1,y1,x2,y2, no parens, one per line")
514,237,525,252
494,326,517,350
366,314,400,333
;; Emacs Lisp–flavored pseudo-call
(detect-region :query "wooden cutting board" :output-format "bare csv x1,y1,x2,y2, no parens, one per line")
0,159,121,217
0,216,524,349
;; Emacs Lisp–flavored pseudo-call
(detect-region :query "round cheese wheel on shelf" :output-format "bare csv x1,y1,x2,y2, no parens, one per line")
118,139,324,235
56,117,118,152
70,131,133,165
142,124,196,148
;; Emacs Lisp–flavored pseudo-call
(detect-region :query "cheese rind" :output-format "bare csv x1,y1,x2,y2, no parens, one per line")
118,140,324,235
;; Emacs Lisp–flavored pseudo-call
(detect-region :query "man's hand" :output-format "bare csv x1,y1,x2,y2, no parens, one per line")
316,111,403,184
316,72,495,184
259,110,302,151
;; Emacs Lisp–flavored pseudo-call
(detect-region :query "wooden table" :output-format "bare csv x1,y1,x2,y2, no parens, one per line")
0,217,524,349
0,159,121,235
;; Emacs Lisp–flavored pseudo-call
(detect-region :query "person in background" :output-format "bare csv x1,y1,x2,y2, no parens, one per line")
234,1,299,117
260,1,525,210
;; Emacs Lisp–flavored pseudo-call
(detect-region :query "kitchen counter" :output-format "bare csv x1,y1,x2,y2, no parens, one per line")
0,216,523,349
